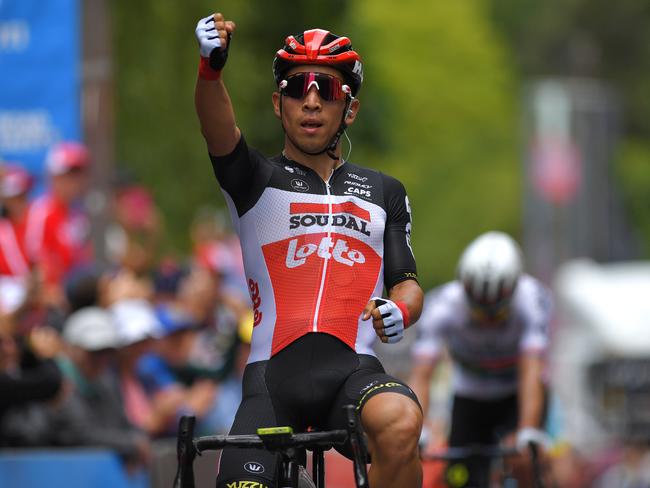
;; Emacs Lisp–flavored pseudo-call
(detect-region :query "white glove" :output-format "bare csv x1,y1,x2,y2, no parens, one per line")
371,297,405,344
195,14,222,58
515,427,551,452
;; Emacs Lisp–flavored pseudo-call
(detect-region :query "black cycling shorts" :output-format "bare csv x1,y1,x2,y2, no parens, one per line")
215,332,420,488
445,393,548,488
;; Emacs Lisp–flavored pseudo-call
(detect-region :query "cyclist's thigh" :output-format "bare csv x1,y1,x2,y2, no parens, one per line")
327,354,420,459
216,361,279,488
491,393,519,440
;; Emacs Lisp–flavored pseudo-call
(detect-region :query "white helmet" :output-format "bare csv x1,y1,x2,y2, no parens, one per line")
457,231,523,306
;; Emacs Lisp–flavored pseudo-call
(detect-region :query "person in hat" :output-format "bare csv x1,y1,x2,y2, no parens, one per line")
25,142,93,306
0,163,41,330
47,306,151,467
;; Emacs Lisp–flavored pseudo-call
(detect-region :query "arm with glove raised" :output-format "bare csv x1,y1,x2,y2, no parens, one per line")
194,12,240,156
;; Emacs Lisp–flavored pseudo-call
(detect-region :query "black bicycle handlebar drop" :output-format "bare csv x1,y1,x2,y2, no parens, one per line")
345,405,369,488
173,415,197,488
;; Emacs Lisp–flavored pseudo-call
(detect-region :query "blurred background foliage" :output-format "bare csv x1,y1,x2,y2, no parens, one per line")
113,0,650,290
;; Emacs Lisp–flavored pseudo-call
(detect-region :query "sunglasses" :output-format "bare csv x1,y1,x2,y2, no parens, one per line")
279,72,351,102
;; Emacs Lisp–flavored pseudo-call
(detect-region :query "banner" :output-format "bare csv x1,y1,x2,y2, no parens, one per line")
0,0,81,188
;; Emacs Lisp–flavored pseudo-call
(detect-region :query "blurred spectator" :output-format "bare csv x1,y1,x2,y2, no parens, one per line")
191,206,247,301
64,265,102,313
136,302,219,436
0,326,63,446
152,257,188,305
112,297,185,437
177,266,246,383
0,164,38,330
25,142,93,308
105,183,161,275
43,307,150,468
103,267,154,307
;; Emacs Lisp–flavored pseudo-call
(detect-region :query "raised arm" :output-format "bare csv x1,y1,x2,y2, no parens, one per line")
194,13,240,156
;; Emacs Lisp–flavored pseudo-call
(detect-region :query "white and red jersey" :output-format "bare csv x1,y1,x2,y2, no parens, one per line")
0,214,31,278
0,213,32,313
210,136,418,362
24,194,92,286
411,275,552,400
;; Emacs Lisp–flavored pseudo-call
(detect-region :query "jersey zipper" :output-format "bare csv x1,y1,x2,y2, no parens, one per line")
312,171,334,332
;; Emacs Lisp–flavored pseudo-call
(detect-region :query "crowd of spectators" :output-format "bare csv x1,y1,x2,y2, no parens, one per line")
0,143,252,472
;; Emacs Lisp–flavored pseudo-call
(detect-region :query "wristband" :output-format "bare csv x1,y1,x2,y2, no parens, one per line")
396,301,410,327
198,56,221,81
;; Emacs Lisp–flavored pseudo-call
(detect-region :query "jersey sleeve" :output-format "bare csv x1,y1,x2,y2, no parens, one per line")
381,174,418,290
411,289,447,362
208,135,273,216
519,279,553,354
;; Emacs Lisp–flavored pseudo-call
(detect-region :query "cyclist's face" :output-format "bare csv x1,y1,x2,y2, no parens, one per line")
469,300,511,326
51,167,88,203
273,65,357,154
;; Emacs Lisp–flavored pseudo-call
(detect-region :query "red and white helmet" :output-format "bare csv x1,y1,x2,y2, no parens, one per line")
273,28,364,96
457,231,523,306
46,141,90,175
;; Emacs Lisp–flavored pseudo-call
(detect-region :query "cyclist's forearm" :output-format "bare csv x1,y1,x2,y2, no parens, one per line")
408,362,435,416
388,279,423,325
195,77,241,156
517,353,545,428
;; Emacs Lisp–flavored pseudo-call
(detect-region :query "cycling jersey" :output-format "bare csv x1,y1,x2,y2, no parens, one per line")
411,274,552,399
210,135,417,362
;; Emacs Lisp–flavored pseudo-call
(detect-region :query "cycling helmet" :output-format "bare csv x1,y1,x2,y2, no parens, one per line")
46,141,90,175
273,28,364,97
457,231,523,306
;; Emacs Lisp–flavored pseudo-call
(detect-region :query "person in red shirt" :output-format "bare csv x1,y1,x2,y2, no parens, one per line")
26,142,93,306
0,163,36,317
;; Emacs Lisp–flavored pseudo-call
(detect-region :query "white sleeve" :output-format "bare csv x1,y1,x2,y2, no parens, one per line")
519,278,553,353
410,289,450,362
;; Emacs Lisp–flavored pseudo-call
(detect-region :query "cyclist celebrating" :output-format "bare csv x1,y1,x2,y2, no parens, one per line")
409,231,552,487
194,12,424,488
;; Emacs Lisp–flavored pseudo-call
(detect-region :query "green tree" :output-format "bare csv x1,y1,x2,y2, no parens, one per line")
348,1,520,288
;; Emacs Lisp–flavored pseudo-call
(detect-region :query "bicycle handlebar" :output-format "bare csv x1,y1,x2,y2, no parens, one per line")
194,429,349,453
174,404,370,488
421,444,519,461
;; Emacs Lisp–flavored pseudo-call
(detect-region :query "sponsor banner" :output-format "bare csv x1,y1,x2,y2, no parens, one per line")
0,0,81,187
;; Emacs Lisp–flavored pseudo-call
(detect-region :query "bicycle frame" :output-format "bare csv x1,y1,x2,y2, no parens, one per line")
174,405,369,488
